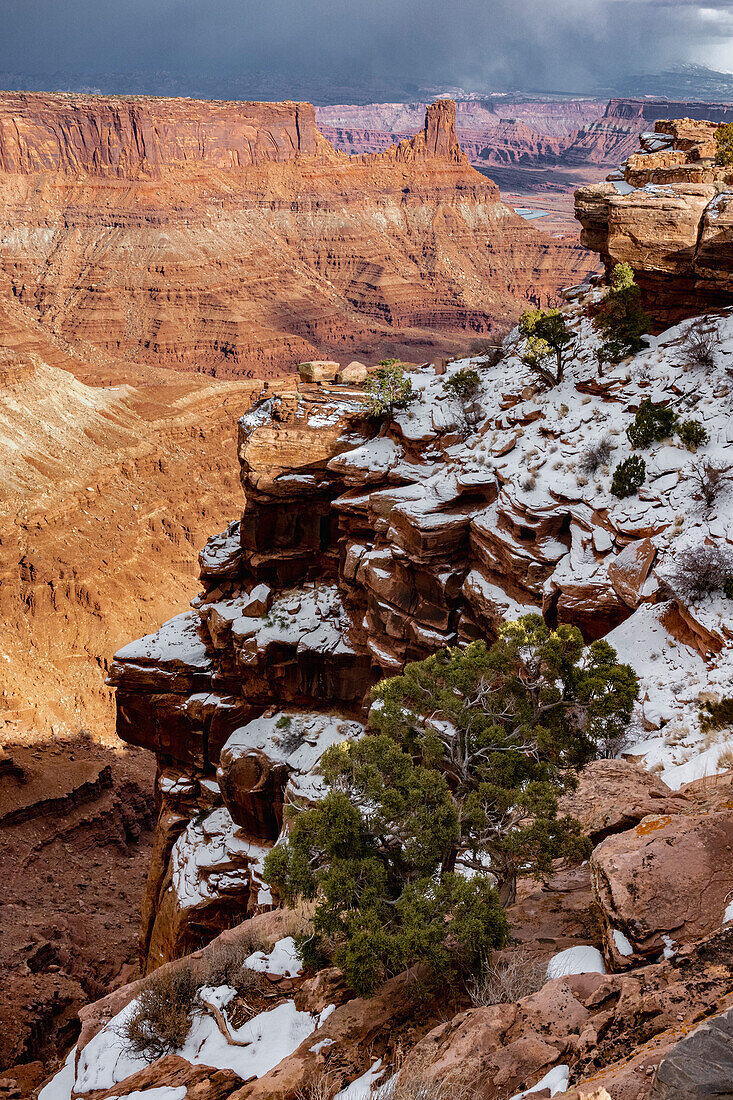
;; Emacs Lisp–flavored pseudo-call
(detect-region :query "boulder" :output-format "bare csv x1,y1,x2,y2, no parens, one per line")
297,360,340,384
650,1005,733,1100
560,760,683,843
92,1055,243,1099
607,538,657,609
591,812,733,967
338,360,368,384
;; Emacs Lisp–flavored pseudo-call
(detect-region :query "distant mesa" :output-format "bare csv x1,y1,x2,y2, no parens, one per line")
0,92,597,380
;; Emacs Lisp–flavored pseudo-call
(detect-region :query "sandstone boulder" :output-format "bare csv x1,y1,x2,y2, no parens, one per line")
560,760,682,843
217,711,364,839
92,1055,243,1099
297,361,340,384
607,538,657,609
591,812,733,967
338,360,368,384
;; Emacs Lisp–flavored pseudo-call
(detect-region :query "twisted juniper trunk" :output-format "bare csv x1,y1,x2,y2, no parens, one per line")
499,876,517,907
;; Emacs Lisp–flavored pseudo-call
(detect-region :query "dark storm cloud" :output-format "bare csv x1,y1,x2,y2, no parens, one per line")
1,0,732,94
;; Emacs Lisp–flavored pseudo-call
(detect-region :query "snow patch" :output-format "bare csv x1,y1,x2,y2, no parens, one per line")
245,936,302,977
509,1064,570,1099
546,945,606,980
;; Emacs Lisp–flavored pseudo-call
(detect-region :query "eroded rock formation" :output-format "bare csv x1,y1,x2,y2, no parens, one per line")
0,94,596,379
576,114,733,322
108,284,732,980
32,115,733,1100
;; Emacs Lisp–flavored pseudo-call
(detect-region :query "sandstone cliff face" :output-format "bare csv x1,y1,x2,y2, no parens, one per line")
575,115,733,322
37,122,733,1100
0,93,330,175
0,335,260,738
0,94,596,379
107,284,732,979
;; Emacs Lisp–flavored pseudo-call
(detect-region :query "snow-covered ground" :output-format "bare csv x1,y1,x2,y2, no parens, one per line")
42,976,334,1100
339,303,733,787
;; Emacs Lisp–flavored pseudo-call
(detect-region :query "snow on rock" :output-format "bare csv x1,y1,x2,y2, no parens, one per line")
179,997,317,1079
170,806,269,910
73,990,319,1094
335,1059,386,1099
37,1048,75,1100
219,710,364,806
74,998,149,1092
508,1064,570,1099
107,1089,188,1100
199,520,242,579
113,611,212,674
245,936,303,977
328,436,403,484
202,583,359,659
546,945,606,980
613,929,634,957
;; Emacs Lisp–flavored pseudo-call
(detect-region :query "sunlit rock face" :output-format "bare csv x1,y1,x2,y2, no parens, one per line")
110,284,732,973
0,93,597,380
576,116,733,323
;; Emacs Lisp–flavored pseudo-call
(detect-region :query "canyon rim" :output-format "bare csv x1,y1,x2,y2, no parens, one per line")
1,7,733,1100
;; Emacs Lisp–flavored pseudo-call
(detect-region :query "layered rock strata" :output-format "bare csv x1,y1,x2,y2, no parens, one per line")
0,94,596,378
110,288,732,976
576,115,733,322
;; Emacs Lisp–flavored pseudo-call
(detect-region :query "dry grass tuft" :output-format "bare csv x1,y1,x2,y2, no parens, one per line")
466,950,547,1007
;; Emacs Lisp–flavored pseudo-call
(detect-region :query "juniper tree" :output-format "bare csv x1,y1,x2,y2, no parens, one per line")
363,363,415,420
264,616,638,993
593,263,651,362
519,308,573,386
264,735,508,994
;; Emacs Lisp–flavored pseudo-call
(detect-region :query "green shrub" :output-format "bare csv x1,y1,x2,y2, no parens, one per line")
700,697,733,732
364,363,415,420
122,966,200,1061
609,262,636,293
611,454,646,498
715,123,733,166
725,577,733,600
627,399,678,449
265,616,637,994
519,308,572,386
593,264,651,360
677,419,709,451
444,367,480,399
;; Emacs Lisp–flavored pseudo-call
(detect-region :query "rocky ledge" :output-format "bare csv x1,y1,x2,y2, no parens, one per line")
36,125,733,1100
576,117,733,322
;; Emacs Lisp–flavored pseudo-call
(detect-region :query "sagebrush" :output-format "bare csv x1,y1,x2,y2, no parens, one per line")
466,950,546,1007
121,966,200,1060
667,543,733,603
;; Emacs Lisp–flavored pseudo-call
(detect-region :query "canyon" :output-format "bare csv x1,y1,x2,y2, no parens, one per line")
0,93,596,381
318,97,733,233
4,96,733,1100
35,109,733,1095
0,91,599,1090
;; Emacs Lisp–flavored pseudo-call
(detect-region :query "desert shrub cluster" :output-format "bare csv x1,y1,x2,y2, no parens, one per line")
121,966,200,1061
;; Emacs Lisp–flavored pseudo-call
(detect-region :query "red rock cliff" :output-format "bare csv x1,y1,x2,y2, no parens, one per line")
0,93,597,378
0,93,331,175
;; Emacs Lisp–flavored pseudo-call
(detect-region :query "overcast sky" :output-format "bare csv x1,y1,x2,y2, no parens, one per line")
1,0,733,96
